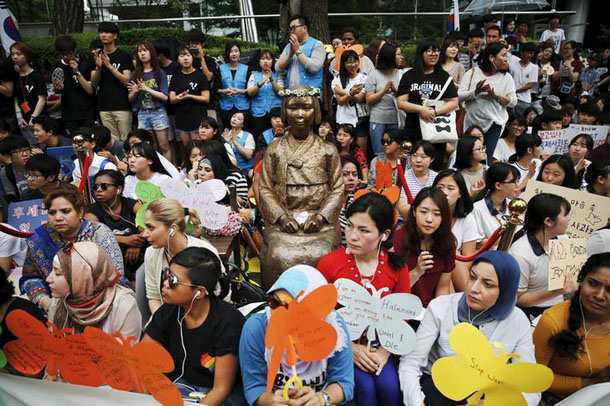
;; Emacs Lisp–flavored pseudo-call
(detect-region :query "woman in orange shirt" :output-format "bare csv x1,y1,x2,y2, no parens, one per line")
533,253,610,403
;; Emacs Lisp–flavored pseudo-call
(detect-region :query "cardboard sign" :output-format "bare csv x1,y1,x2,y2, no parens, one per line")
521,181,610,239
47,146,76,178
334,278,421,355
160,178,229,230
431,323,553,406
265,284,338,393
566,124,610,150
7,199,46,232
538,129,570,155
548,238,588,291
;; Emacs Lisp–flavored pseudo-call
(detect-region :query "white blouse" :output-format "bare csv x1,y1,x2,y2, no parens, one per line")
398,293,540,406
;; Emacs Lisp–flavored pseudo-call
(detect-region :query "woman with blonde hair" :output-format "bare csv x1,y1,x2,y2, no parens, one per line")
142,198,223,315
46,241,141,338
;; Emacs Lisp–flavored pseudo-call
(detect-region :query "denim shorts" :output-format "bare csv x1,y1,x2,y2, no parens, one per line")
138,108,169,131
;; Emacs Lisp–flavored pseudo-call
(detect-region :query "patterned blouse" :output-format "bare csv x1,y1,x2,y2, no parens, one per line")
20,219,126,305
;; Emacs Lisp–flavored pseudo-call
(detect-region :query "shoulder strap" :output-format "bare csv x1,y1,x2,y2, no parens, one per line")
467,67,477,91
432,76,454,101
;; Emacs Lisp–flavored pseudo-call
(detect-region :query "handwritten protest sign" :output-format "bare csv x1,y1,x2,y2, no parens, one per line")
160,178,229,230
265,284,338,395
548,238,587,290
522,181,610,239
335,278,421,355
566,124,609,150
538,129,570,155
431,323,553,406
8,199,46,232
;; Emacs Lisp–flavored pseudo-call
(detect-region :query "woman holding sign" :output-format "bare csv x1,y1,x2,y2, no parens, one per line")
533,253,610,402
398,251,540,406
509,193,576,320
122,142,171,200
317,193,410,406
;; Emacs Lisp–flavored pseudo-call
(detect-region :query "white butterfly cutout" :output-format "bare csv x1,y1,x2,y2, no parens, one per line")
159,178,229,230
334,278,422,355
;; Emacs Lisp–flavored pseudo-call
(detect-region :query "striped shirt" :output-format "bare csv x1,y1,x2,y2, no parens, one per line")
400,168,437,200
226,171,249,202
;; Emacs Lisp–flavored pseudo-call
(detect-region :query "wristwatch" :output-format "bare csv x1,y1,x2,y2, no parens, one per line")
296,50,303,56
320,390,331,406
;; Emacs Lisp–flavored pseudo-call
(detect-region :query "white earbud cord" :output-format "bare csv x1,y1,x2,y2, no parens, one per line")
102,194,138,228
173,293,199,387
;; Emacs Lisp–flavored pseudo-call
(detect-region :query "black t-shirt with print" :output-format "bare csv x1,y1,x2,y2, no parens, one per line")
169,69,210,130
146,298,245,388
13,70,47,121
96,48,133,112
54,58,96,121
397,68,458,140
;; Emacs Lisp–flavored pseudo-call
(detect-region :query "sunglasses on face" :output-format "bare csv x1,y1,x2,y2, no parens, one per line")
267,291,293,309
92,182,116,191
381,138,394,145
162,267,201,289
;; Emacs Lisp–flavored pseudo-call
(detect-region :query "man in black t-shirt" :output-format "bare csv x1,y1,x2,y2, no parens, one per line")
53,35,97,137
91,22,133,141
0,59,18,132
186,29,220,120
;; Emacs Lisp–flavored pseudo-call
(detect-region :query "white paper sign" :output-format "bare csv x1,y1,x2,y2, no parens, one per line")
566,124,610,150
334,278,422,355
159,178,229,230
539,129,570,155
521,181,610,239
548,238,588,291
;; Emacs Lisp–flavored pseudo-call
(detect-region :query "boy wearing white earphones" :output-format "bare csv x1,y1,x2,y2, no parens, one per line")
143,246,246,406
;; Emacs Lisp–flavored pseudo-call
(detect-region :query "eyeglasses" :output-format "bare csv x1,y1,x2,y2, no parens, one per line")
473,146,487,152
510,123,526,129
26,173,43,179
501,178,519,184
11,148,31,156
425,49,441,55
92,182,116,191
289,24,305,32
162,267,201,289
381,138,394,145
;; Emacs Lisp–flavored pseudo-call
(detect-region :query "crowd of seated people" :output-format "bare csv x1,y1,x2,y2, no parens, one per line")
0,11,610,406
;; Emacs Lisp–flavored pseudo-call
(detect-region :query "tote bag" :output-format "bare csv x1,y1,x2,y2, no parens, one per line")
419,76,458,143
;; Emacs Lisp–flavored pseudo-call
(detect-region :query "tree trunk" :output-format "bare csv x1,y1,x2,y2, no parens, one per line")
302,0,329,43
53,0,84,34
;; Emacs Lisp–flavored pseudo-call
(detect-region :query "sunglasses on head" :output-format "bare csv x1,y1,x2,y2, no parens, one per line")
162,267,201,290
92,182,116,191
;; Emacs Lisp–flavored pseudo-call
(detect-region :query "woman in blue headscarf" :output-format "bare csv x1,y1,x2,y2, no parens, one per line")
398,251,540,406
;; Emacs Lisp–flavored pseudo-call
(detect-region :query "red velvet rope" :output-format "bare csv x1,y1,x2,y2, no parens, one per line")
396,163,414,204
0,223,34,238
455,226,503,262
77,156,93,194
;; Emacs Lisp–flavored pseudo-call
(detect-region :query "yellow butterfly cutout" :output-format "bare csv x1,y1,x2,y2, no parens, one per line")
431,323,553,406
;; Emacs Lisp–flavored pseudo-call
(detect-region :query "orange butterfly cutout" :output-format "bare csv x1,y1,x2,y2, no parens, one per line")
3,309,103,386
334,44,365,71
83,326,182,406
354,160,400,222
264,284,338,394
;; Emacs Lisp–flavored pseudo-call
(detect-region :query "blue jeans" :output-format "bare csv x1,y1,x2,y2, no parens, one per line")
484,123,504,165
174,378,247,406
353,356,402,406
369,122,399,157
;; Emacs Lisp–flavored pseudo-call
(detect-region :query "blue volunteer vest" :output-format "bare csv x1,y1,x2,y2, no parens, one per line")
250,71,282,117
232,131,255,170
219,63,251,111
285,37,324,90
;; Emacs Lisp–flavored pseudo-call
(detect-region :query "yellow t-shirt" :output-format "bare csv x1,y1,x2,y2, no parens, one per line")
533,300,610,398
